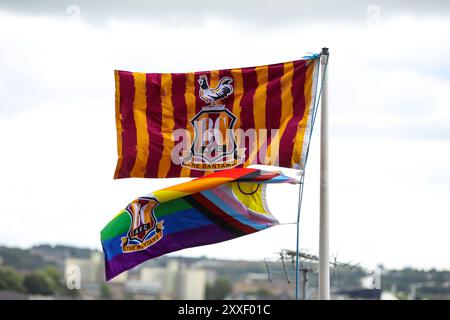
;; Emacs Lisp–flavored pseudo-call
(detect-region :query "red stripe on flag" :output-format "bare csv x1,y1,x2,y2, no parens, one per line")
265,63,284,154
279,60,307,167
195,167,258,181
166,73,188,178
145,73,164,178
117,71,137,178
251,172,279,182
239,66,257,165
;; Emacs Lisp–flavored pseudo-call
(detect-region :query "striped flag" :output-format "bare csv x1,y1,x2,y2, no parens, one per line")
101,168,298,280
114,56,319,179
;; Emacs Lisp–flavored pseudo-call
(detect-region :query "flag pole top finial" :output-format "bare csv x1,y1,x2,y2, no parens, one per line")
321,48,329,64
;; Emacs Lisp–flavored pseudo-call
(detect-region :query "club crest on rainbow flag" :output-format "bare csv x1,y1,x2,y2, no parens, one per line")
120,197,164,253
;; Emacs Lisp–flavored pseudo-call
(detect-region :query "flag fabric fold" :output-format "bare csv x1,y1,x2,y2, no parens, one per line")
101,168,297,280
114,56,319,179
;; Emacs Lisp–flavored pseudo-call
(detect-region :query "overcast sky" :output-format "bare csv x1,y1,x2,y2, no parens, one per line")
0,1,449,271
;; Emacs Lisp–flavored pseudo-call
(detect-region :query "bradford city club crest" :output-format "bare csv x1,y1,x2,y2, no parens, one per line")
121,197,164,253
181,75,245,170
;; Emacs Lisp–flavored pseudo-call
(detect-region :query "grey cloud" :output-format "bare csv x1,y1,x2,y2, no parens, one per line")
0,0,449,26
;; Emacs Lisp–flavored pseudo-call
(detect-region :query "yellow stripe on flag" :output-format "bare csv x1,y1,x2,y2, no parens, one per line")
130,72,149,177
245,65,268,166
157,73,175,178
210,70,220,87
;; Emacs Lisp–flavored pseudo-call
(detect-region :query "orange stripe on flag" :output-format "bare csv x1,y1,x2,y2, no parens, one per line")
157,74,175,178
130,72,149,177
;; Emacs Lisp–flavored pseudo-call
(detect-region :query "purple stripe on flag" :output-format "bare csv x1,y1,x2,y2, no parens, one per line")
118,71,137,178
145,73,164,178
105,224,235,281
239,66,257,164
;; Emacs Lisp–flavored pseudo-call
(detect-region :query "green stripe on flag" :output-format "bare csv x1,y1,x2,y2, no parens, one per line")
101,210,130,241
154,198,192,218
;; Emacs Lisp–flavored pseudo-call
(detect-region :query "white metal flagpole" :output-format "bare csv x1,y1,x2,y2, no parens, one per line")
319,47,330,300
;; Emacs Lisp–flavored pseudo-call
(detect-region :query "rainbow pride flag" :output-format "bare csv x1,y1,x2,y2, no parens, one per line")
101,168,298,280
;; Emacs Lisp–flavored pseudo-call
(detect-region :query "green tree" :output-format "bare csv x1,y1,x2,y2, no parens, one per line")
23,271,54,295
22,267,68,296
254,287,274,298
0,247,48,270
0,267,24,292
42,266,64,293
205,277,232,300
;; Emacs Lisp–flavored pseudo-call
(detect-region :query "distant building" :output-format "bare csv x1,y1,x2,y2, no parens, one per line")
64,251,104,284
174,267,206,300
204,269,217,285
125,280,160,300
64,251,120,299
232,272,293,299
139,267,167,286
138,260,206,299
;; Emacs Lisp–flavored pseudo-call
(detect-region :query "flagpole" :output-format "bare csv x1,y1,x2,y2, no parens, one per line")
319,47,330,300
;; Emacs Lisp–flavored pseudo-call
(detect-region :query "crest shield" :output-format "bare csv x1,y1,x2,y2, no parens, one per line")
191,106,237,164
126,197,159,243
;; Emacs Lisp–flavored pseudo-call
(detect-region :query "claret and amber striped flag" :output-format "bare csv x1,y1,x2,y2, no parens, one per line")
114,56,319,179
